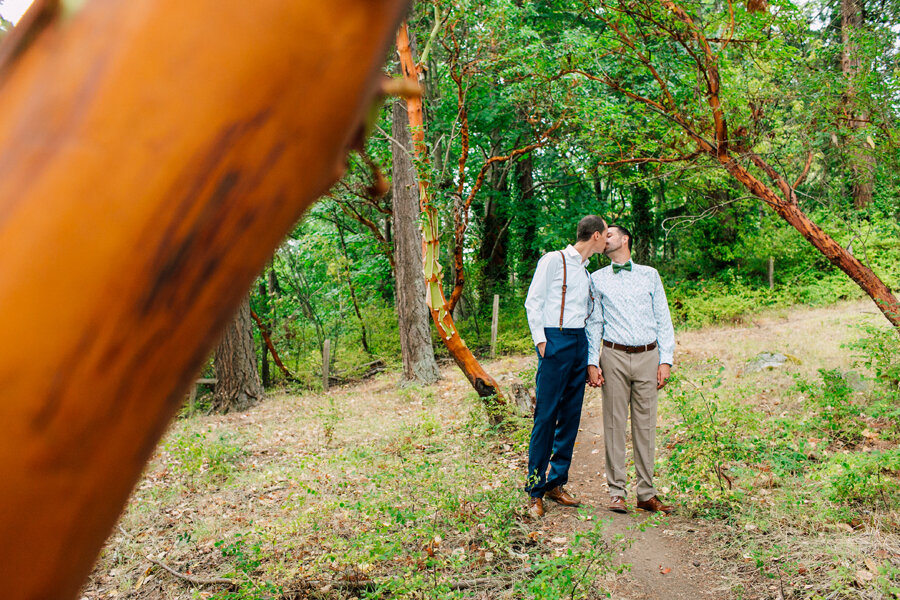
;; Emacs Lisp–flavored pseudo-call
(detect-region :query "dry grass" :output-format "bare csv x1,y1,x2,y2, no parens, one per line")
81,354,615,599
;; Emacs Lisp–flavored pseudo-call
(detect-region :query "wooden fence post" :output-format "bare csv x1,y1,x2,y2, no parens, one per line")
322,339,331,392
768,256,774,290
490,294,500,359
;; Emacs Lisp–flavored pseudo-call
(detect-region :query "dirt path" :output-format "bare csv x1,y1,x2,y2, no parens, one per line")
531,395,730,600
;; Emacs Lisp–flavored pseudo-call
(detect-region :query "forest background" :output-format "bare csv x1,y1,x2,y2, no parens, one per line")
224,0,899,394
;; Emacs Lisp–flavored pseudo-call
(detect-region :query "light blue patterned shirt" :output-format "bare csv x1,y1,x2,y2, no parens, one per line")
589,261,675,365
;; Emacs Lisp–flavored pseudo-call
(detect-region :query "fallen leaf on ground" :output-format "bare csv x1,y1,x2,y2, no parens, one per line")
660,566,671,574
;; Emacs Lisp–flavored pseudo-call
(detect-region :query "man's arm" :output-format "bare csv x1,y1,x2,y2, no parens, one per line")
585,275,603,367
525,253,553,354
652,270,675,388
586,272,604,386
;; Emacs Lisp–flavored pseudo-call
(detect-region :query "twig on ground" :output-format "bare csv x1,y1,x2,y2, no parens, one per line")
148,558,235,587
300,571,527,592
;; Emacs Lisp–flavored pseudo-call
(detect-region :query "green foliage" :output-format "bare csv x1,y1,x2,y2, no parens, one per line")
271,394,618,599
663,369,746,516
662,355,900,518
825,449,900,509
513,524,617,599
848,324,900,387
795,369,865,447
228,0,900,412
210,534,281,600
162,430,245,485
660,324,900,598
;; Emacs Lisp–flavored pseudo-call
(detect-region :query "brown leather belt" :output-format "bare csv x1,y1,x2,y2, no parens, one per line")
603,340,657,354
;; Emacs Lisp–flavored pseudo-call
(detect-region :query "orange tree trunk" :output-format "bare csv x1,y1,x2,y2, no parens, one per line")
716,155,900,329
395,22,505,413
0,1,408,598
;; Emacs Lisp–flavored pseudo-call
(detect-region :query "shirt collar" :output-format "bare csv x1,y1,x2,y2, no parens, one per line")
564,244,589,266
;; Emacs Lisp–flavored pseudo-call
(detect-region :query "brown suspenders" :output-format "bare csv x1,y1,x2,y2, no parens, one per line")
557,249,594,330
558,250,567,328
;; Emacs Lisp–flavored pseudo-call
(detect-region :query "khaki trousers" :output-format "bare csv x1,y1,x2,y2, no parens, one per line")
600,346,659,501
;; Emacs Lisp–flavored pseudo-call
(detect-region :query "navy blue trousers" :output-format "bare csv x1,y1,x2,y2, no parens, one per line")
526,327,588,498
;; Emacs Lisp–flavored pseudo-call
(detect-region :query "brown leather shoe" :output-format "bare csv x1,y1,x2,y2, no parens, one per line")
528,497,545,518
636,496,674,514
608,496,627,513
545,486,581,507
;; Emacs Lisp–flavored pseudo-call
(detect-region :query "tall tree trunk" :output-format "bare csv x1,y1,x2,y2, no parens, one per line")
250,308,297,383
479,167,510,299
334,217,372,355
396,22,505,413
631,178,654,264
841,0,874,209
268,264,282,298
0,2,409,597
213,296,265,413
478,132,510,298
391,99,441,385
516,155,540,281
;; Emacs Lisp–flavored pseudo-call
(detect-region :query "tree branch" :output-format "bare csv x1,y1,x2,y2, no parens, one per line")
596,151,701,166
250,309,298,382
792,150,814,190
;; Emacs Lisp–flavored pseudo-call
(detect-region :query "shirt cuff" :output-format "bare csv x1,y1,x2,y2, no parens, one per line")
532,331,547,346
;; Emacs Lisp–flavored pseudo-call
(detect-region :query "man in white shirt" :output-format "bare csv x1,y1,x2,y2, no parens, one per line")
588,225,675,514
524,215,607,519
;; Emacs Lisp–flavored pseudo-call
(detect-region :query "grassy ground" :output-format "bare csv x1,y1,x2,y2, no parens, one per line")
81,300,900,599
656,300,900,599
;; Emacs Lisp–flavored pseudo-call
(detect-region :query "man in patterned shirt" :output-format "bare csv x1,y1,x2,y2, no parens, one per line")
588,225,675,514
524,215,607,519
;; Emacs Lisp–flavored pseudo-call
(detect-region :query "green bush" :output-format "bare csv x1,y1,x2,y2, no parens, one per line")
848,324,900,388
795,369,865,447
162,430,246,484
823,449,900,509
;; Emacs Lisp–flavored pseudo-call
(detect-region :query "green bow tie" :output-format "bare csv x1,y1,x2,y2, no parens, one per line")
612,261,632,274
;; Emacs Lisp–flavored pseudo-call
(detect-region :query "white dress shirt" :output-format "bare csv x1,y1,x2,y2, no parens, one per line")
525,246,603,364
590,261,675,365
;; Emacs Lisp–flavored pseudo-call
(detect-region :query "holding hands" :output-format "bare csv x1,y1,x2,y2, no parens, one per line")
586,364,670,389
657,363,671,390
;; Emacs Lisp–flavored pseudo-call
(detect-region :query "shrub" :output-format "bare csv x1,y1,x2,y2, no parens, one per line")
824,449,900,509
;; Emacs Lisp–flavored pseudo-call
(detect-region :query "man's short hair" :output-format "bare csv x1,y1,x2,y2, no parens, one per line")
609,224,633,251
576,215,607,242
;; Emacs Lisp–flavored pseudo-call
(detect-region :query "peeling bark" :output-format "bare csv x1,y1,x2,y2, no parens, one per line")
0,1,409,596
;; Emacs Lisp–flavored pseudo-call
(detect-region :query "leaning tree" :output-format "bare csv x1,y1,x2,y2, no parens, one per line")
555,0,899,329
